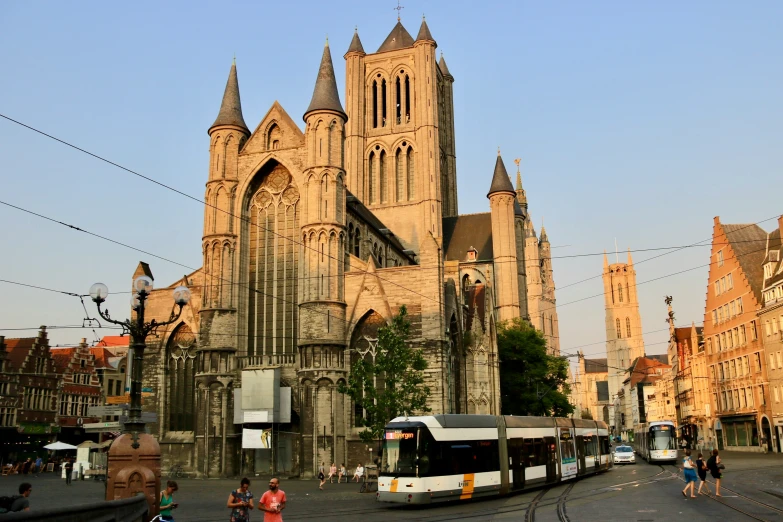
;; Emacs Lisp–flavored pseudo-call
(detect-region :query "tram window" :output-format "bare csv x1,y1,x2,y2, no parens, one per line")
584,435,598,457
649,425,677,450
599,436,610,454
382,428,418,477
523,438,549,467
419,436,500,476
559,430,575,461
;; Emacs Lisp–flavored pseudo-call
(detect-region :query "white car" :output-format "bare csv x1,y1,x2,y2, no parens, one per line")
613,445,636,464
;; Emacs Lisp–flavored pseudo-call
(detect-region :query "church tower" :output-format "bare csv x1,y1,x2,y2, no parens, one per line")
603,250,645,410
343,16,453,253
488,153,521,322
298,40,349,471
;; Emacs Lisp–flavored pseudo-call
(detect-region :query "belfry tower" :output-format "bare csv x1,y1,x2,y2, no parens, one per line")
603,250,645,411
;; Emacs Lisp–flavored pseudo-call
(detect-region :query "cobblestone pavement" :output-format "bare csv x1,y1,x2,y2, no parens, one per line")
2,451,782,521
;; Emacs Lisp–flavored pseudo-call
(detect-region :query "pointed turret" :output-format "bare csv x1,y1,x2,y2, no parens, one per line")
304,40,347,122
346,28,365,55
209,60,249,135
438,53,453,78
377,21,415,52
515,160,527,208
627,247,634,266
514,199,525,218
487,153,516,197
416,16,435,43
540,225,549,244
603,251,609,270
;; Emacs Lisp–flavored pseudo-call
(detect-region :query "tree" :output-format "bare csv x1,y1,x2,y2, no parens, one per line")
581,410,594,420
338,305,430,444
498,318,574,417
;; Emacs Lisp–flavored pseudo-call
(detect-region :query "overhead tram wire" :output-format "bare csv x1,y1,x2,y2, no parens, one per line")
6,114,775,317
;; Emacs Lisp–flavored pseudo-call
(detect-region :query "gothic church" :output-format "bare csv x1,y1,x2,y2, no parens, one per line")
137,17,560,477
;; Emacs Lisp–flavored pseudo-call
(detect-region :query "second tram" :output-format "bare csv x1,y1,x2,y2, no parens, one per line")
632,421,678,463
377,414,612,504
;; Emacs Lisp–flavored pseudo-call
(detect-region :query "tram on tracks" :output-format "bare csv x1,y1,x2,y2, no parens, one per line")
632,421,678,463
376,414,612,504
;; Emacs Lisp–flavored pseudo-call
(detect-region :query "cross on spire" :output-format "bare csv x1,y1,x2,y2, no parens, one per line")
394,0,404,21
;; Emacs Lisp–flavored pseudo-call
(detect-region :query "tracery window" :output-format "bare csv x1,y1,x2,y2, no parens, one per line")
406,147,415,200
616,318,622,339
350,311,386,427
167,324,196,432
618,284,623,303
626,317,631,338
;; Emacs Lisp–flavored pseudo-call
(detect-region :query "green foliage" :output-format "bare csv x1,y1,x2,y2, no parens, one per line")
580,409,594,420
338,306,430,443
497,318,574,417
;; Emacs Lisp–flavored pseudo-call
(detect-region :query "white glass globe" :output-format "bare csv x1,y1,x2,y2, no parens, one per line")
133,275,154,295
172,286,191,306
89,283,109,303
130,294,141,310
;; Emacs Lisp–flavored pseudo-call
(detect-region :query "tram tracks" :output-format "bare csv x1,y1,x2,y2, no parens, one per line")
524,487,550,522
555,482,576,522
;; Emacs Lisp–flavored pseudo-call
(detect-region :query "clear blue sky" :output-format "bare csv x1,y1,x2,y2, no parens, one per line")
1,1,781,366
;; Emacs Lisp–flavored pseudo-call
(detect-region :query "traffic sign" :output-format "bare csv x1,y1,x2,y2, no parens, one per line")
87,405,128,417
83,421,122,432
120,413,157,423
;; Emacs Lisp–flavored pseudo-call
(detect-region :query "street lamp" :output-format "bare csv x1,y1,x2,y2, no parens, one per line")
89,277,190,448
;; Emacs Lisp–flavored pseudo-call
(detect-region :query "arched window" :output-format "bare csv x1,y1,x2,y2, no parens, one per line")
368,152,375,204
395,76,401,123
406,147,415,200
379,150,387,203
616,318,622,339
626,317,631,338
395,148,403,201
626,284,630,302
618,283,623,303
354,229,361,258
350,310,386,426
167,324,197,432
381,79,387,126
371,81,378,128
404,75,410,122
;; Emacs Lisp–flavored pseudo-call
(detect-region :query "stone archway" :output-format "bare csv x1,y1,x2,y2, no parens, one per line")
761,416,773,453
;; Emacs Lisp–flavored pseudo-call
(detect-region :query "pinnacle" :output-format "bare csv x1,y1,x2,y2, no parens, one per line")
304,39,347,122
209,60,249,135
346,27,365,55
487,154,516,198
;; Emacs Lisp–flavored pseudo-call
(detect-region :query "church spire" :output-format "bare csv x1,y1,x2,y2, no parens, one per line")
304,39,347,122
487,153,516,197
209,60,249,135
415,15,435,43
438,53,452,78
346,27,365,55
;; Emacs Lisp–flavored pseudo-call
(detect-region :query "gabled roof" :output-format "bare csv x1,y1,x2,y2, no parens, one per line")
96,336,130,348
304,41,347,122
763,226,783,290
723,223,768,304
90,347,120,369
377,21,415,52
442,213,493,262
50,347,76,372
3,338,35,372
627,356,671,387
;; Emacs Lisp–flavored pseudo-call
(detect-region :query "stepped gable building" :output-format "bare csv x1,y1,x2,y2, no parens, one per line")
133,17,561,477
50,339,103,444
704,217,770,452
759,215,783,453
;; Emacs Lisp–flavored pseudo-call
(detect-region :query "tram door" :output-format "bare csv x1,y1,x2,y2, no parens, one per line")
508,438,525,490
544,436,558,483
575,436,586,476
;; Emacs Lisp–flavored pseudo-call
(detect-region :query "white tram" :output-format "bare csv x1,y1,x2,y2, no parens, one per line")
376,415,612,504
632,421,678,463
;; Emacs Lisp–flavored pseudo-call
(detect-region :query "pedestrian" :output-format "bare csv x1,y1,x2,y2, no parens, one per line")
317,462,326,490
259,477,286,522
353,462,364,482
64,458,73,485
8,483,32,512
695,452,711,495
21,459,31,475
227,477,254,522
681,450,697,498
327,462,337,484
159,480,179,521
706,449,723,497
34,457,42,476
338,463,346,483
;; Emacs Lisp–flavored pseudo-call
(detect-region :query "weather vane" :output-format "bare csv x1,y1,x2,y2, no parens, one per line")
394,0,404,21
514,158,521,173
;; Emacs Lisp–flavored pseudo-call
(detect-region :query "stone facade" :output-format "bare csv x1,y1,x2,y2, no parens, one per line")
50,339,103,444
129,18,560,477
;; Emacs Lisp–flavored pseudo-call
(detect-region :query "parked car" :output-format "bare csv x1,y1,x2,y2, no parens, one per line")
613,445,636,464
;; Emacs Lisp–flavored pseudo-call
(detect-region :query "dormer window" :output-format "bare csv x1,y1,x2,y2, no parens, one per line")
765,263,774,280
466,246,478,262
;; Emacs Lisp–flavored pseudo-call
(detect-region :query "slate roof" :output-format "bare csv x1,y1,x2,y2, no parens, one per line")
723,223,769,304
442,213,494,262
209,62,249,134
584,358,608,373
304,41,347,122
346,190,414,262
415,18,435,42
514,199,525,218
377,21,415,52
346,30,365,54
487,155,515,197
438,55,452,78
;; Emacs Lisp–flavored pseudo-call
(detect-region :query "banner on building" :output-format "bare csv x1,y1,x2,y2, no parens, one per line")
242,428,272,449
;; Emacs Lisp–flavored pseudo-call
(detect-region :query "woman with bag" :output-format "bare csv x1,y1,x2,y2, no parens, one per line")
681,450,698,498
695,453,711,495
706,449,723,497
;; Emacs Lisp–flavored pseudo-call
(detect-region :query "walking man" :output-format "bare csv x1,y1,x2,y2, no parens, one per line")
64,458,73,485
10,483,32,512
259,477,286,522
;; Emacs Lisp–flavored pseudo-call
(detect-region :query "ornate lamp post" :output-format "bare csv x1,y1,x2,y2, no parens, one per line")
89,276,190,517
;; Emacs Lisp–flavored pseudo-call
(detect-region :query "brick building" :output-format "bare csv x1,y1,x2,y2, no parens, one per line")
0,327,60,462
704,217,770,452
125,16,562,478
759,215,783,453
50,339,103,444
